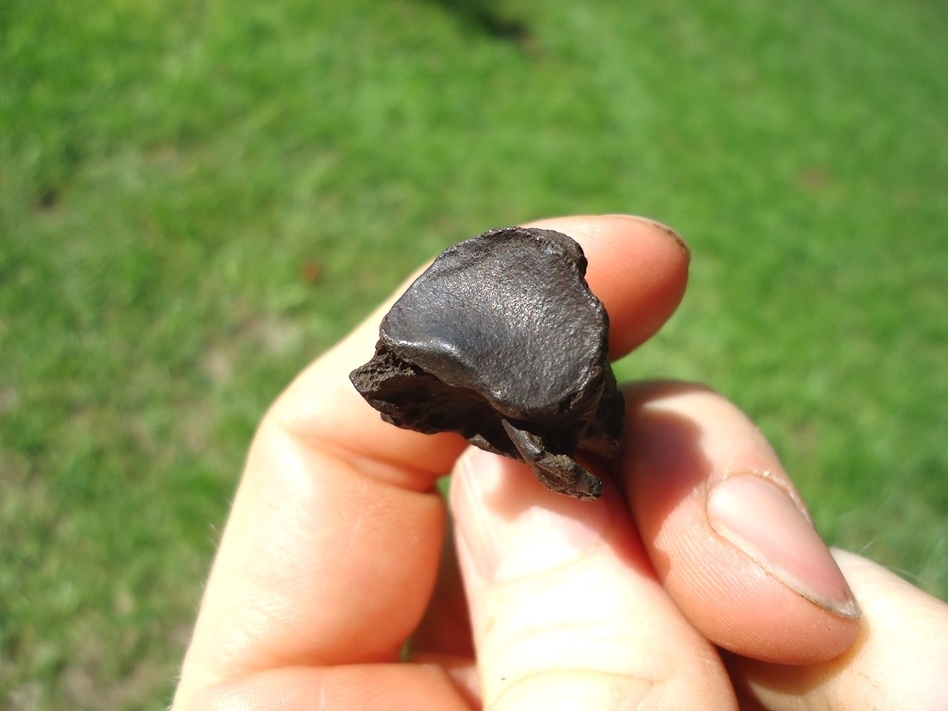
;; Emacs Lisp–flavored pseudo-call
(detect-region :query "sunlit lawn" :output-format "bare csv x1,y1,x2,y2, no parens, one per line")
2,0,946,707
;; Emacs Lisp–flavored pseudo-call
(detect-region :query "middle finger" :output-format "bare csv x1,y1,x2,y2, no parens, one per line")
450,447,737,709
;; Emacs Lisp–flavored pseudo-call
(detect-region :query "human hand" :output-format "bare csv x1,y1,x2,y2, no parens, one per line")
172,215,948,710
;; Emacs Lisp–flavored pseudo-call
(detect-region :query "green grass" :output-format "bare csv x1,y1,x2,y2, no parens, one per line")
2,0,946,707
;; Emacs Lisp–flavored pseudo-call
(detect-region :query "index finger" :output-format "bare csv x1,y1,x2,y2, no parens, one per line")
174,215,690,697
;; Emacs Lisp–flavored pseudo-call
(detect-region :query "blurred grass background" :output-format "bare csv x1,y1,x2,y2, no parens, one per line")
1,0,946,707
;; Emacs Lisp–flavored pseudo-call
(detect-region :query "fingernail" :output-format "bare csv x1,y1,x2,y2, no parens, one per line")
623,215,691,260
451,448,612,582
707,473,860,619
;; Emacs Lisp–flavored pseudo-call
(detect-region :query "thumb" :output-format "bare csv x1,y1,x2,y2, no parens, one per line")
725,550,948,710
449,447,735,710
621,382,861,663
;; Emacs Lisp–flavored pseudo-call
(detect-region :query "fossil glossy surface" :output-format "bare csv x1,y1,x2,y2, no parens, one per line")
349,226,624,499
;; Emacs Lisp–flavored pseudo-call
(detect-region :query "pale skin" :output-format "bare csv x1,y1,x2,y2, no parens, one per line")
172,215,948,710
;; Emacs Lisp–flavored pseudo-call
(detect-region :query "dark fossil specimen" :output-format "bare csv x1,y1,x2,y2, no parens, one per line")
349,226,624,499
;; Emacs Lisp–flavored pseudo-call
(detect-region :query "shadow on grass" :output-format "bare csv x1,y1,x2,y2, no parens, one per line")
418,0,531,45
